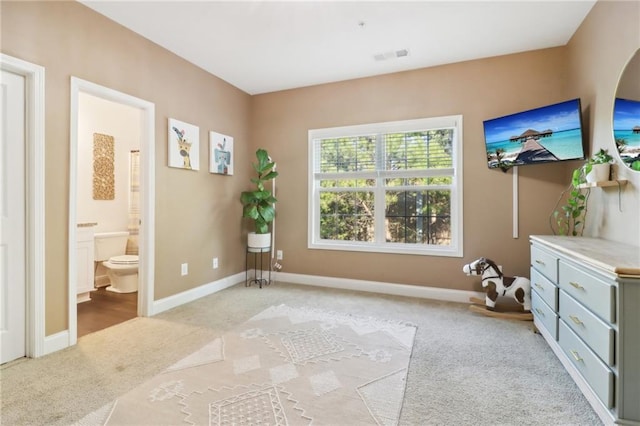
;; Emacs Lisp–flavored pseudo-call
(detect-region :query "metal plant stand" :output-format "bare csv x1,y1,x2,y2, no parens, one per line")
245,246,271,288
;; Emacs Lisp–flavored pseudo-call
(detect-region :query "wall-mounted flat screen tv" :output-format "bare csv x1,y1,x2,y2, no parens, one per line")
613,98,640,169
483,98,585,169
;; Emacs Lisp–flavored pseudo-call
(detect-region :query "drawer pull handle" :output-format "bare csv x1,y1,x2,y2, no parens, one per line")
535,308,545,317
534,283,544,291
569,315,584,326
570,350,584,363
569,281,585,290
535,259,545,266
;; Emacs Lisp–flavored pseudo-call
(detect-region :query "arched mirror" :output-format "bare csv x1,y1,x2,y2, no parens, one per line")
613,48,640,171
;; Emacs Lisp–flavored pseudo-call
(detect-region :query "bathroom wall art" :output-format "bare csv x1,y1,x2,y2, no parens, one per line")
209,131,234,175
93,133,115,200
168,118,199,170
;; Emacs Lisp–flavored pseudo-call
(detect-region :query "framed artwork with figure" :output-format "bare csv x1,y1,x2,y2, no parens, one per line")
210,131,234,175
168,118,199,170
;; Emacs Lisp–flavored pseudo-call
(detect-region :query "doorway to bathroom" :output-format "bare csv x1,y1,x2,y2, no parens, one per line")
69,78,155,344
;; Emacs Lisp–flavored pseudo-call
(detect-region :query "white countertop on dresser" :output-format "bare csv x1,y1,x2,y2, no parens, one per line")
530,235,640,277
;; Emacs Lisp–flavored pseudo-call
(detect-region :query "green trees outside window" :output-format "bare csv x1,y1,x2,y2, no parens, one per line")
315,129,454,246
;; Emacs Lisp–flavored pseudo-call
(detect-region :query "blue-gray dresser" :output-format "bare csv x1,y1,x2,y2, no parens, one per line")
530,235,640,425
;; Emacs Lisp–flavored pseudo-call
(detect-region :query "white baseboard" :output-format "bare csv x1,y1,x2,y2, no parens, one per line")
151,272,245,315
43,330,70,356
43,270,479,358
274,271,484,304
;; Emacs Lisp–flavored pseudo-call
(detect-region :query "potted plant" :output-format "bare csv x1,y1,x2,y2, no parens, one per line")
552,148,615,235
583,148,613,183
551,165,590,236
241,149,278,249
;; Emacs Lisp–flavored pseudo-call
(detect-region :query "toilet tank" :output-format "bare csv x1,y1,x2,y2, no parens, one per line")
94,231,129,261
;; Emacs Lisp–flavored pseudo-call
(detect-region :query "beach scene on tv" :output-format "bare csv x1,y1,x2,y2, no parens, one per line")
484,99,585,169
613,98,640,171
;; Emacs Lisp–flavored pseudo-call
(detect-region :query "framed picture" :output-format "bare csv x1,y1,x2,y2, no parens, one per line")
209,131,234,175
168,118,199,170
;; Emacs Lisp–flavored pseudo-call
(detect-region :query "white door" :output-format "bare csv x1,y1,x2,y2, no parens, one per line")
0,69,26,364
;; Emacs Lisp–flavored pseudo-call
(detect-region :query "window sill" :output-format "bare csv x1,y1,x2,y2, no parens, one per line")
308,241,463,257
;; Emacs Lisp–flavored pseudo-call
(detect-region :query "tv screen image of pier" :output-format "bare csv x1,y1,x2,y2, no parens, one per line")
483,99,585,169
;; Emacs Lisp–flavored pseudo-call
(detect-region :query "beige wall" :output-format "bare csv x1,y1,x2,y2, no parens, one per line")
565,0,640,244
1,1,252,334
251,48,572,290
77,93,141,234
3,0,637,337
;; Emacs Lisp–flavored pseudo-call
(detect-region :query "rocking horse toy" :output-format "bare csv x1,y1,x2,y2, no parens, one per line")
462,257,532,321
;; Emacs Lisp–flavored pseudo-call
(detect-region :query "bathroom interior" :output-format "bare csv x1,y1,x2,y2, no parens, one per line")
76,92,142,338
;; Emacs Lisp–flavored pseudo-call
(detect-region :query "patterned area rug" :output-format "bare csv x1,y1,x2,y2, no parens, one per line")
76,304,417,426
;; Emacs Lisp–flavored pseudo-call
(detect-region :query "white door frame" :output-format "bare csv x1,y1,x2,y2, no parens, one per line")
69,77,155,346
0,53,46,358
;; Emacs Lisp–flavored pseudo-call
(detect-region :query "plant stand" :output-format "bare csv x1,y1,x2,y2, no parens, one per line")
245,246,271,288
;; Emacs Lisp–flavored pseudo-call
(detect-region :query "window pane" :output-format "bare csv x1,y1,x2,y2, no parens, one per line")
320,178,375,188
320,191,375,241
318,136,376,173
384,130,453,170
310,115,462,256
385,176,453,187
385,190,451,244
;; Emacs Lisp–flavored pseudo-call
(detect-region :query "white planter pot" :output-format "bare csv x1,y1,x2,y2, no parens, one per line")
585,163,610,183
247,232,271,251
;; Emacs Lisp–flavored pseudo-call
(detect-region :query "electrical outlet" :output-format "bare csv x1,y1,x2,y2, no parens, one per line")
213,257,219,269
277,250,283,260
181,263,188,276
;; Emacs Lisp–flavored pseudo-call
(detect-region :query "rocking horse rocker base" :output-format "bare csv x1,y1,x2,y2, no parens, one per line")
468,297,533,321
463,257,533,321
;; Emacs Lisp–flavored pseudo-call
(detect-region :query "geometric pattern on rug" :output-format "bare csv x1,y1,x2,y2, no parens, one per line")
309,369,342,396
74,304,417,426
249,304,416,349
281,328,344,363
357,368,408,426
183,383,309,426
262,325,365,366
72,400,117,426
165,337,224,372
209,385,288,426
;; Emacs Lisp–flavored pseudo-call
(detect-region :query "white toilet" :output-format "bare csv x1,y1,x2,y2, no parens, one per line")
94,231,138,293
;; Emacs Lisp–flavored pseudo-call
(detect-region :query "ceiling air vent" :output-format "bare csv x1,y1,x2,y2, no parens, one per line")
374,49,409,61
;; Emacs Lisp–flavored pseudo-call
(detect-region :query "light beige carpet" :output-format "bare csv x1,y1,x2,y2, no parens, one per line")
76,304,417,426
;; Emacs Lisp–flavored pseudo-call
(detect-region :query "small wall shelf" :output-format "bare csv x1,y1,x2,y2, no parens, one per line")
577,179,628,189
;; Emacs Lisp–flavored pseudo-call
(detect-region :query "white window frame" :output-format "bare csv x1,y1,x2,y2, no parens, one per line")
308,115,463,257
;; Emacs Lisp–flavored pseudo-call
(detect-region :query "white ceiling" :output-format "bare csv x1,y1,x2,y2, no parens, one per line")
81,1,597,95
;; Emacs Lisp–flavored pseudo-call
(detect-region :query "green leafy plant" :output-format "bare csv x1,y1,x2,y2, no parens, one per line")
551,165,590,236
616,138,640,171
241,149,278,234
590,148,613,164
582,148,613,177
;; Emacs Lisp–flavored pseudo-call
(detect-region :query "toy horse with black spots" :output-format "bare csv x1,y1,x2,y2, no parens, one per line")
463,257,531,312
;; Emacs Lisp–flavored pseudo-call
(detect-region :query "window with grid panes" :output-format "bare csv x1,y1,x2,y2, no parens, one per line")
308,116,463,257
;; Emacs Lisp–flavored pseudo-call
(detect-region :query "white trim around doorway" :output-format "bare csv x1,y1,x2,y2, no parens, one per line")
0,53,46,358
69,77,155,346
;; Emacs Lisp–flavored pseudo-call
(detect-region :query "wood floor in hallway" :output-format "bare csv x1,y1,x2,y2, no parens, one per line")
77,287,137,338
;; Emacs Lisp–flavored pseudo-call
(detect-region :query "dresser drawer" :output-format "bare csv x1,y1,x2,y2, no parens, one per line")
559,290,614,366
559,321,614,408
531,245,558,283
531,268,558,311
559,262,615,323
532,290,558,340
